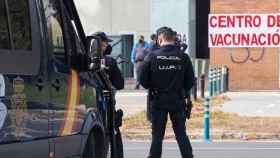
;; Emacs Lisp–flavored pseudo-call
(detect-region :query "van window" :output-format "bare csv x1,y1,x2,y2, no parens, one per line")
0,0,10,49
0,0,32,50
43,0,67,65
8,0,32,50
0,0,40,75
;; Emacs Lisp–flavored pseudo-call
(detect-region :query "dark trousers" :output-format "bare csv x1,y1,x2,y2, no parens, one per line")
148,110,193,158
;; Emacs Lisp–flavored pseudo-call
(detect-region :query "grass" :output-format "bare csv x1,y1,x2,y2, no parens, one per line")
121,96,280,140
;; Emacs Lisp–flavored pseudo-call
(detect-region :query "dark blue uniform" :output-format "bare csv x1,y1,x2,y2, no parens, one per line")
104,56,124,90
104,56,124,158
139,44,195,158
93,31,125,90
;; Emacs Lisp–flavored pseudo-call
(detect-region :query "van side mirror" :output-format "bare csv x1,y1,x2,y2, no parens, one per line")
86,36,102,71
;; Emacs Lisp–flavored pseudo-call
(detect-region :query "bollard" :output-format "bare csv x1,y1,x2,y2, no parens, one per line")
222,66,227,93
225,67,229,91
192,77,198,101
204,97,210,142
200,75,205,98
217,68,222,95
208,69,213,97
213,68,217,96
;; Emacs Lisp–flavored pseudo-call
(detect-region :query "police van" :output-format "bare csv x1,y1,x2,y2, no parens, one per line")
0,0,120,157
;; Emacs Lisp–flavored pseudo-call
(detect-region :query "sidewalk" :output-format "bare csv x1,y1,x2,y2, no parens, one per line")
116,90,147,118
120,79,280,118
220,92,280,117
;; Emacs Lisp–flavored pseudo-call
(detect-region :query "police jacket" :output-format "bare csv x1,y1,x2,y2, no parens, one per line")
139,45,195,111
104,56,124,90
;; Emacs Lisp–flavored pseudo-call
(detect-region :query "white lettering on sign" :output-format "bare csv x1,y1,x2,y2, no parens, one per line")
209,14,280,48
0,74,4,97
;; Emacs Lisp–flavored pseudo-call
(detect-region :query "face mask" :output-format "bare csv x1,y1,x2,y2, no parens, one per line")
104,44,112,55
139,39,144,43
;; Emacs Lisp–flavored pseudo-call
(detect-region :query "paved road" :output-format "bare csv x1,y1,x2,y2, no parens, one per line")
116,91,147,118
124,141,280,158
116,91,280,118
221,92,280,117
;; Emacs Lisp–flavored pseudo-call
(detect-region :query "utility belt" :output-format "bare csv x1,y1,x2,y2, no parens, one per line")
149,88,184,100
146,88,186,122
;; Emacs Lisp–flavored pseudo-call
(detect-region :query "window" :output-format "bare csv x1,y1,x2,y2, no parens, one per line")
0,0,32,50
8,0,32,50
43,0,67,64
0,0,10,49
0,0,40,75
43,0,86,69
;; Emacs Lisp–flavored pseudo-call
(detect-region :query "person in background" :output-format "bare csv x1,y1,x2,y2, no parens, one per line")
148,34,158,50
143,34,159,58
130,35,149,89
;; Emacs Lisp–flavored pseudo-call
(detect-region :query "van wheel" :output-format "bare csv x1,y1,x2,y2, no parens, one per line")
83,131,106,158
83,132,96,158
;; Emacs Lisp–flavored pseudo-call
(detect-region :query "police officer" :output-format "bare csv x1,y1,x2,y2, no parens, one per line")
139,27,195,158
94,32,124,90
94,32,125,158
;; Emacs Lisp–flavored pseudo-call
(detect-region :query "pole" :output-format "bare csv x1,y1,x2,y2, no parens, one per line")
225,67,229,91
209,68,213,97
213,68,217,96
193,77,198,101
217,68,222,95
200,75,205,98
204,97,210,142
222,66,227,92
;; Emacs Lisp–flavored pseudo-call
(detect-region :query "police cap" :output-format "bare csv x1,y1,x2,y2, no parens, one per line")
92,32,113,42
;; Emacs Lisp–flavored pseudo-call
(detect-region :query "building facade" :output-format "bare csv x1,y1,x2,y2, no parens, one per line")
74,0,280,90
210,0,280,90
74,0,151,39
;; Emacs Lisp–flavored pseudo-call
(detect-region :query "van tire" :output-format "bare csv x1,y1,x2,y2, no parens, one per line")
83,130,106,158
83,132,96,158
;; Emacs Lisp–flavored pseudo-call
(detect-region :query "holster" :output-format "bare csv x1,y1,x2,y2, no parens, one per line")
184,94,193,120
115,109,123,128
148,89,186,112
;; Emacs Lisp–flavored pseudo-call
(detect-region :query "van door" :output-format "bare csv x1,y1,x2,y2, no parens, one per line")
42,0,86,157
0,0,49,157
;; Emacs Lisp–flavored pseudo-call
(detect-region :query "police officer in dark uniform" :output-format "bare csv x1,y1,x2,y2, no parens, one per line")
94,32,124,90
94,32,125,158
139,27,195,158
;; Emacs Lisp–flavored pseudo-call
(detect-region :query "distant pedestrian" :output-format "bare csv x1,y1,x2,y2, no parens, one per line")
130,35,149,89
143,34,159,58
148,34,158,50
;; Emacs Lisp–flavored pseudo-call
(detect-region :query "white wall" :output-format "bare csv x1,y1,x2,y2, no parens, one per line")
74,0,151,41
150,0,195,56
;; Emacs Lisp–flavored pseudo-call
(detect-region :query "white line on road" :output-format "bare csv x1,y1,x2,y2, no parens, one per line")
125,147,280,151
